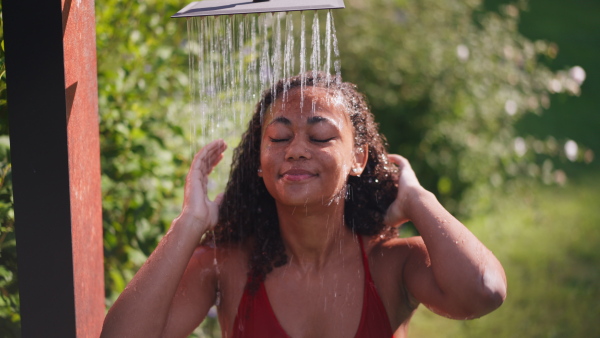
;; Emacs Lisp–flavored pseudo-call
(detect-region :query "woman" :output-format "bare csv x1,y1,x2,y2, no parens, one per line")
101,73,507,337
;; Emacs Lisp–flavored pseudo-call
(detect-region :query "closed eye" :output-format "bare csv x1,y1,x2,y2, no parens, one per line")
311,137,336,143
269,137,289,143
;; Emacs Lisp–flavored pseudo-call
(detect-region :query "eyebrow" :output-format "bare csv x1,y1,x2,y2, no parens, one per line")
267,115,333,127
307,116,329,125
269,116,292,126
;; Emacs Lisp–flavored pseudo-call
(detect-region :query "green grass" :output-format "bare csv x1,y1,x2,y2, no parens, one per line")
409,173,600,337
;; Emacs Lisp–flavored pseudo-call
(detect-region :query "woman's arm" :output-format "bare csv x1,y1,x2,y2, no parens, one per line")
385,154,507,319
101,140,227,337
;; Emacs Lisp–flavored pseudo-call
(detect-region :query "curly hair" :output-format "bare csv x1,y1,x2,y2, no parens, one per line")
203,72,398,290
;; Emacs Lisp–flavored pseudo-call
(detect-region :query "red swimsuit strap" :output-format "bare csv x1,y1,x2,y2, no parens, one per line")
355,235,395,338
357,236,372,278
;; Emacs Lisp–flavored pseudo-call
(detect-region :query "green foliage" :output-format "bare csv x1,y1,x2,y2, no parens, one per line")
409,175,600,337
336,0,584,215
0,0,591,335
94,0,588,337
96,0,192,305
0,4,21,336
0,0,589,335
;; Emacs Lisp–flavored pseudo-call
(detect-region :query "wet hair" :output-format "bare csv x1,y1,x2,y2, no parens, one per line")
203,72,398,290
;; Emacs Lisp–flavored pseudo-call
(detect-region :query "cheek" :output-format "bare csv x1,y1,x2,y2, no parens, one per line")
323,148,354,177
259,150,269,170
259,145,279,173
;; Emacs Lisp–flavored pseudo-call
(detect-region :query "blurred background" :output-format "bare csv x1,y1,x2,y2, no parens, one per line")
0,0,598,336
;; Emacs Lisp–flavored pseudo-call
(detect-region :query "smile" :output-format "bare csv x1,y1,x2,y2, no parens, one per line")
280,169,317,181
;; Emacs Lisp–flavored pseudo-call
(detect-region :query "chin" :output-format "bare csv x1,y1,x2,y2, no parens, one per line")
274,187,347,209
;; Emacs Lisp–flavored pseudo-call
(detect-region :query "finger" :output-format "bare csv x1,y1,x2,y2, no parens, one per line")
199,148,225,176
388,154,409,169
194,140,227,175
192,139,226,166
205,140,227,170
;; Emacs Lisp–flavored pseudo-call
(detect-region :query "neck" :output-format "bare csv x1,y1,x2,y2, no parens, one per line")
275,200,357,271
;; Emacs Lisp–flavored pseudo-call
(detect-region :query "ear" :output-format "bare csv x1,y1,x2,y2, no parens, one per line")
257,166,263,177
350,144,369,176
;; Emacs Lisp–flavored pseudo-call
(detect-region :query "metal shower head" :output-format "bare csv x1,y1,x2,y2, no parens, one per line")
172,0,345,18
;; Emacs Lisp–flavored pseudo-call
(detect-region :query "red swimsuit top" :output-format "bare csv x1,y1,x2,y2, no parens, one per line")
231,236,394,338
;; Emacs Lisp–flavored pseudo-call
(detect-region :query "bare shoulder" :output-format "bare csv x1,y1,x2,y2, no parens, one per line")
183,242,250,285
365,235,427,286
212,242,251,272
366,235,426,263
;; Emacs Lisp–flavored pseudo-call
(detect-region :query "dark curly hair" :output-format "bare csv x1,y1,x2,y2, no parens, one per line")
203,72,398,290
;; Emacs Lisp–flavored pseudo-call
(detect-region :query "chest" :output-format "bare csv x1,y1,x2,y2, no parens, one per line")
215,240,415,337
265,266,366,338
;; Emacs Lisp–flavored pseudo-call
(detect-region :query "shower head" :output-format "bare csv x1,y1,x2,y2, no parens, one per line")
172,0,345,18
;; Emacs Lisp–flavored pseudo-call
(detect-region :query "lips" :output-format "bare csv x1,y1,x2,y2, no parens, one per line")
281,168,317,181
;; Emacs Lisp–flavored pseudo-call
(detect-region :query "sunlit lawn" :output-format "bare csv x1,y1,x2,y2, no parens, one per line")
409,172,600,337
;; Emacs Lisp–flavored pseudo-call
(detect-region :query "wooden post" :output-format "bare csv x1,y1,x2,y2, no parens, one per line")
3,0,104,336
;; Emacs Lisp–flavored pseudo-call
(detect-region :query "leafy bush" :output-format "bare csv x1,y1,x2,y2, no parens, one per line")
336,0,585,215
94,0,585,320
96,0,192,305
0,0,588,335
94,2,587,338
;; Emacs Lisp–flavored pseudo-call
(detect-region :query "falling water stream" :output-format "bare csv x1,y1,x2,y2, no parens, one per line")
186,11,343,329
186,10,342,197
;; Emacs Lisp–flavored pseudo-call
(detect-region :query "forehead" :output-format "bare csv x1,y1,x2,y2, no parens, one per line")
263,87,349,126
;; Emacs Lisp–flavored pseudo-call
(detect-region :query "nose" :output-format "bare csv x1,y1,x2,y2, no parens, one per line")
285,136,311,161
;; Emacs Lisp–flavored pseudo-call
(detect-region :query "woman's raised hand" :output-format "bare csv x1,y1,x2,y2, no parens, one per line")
384,155,507,319
180,139,227,232
100,139,228,337
384,154,424,227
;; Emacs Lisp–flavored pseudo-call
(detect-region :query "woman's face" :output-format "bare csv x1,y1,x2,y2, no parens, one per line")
259,86,366,208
